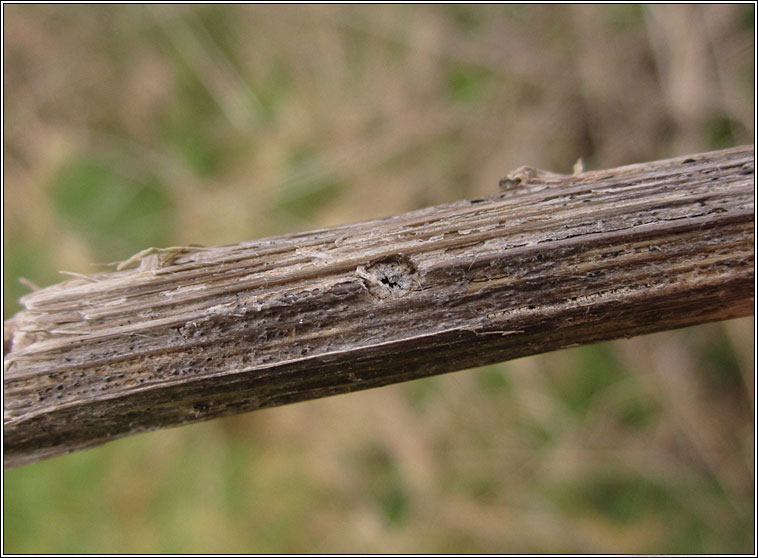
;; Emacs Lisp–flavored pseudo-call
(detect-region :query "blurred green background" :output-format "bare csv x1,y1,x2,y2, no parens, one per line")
2,4,754,554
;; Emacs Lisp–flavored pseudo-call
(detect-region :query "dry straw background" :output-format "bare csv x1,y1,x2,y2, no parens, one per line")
3,4,755,553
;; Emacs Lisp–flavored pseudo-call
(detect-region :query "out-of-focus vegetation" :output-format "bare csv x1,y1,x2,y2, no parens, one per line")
2,5,754,553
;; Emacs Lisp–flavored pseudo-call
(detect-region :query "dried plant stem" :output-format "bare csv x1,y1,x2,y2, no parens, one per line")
4,145,754,470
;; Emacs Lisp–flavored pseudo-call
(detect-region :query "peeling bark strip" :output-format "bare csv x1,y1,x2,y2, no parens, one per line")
4,145,754,470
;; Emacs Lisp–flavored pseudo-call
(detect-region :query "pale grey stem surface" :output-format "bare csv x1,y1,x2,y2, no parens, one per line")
4,145,754,470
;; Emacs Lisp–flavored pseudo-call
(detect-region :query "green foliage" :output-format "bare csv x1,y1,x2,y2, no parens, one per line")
604,4,645,30
705,114,738,149
446,64,494,103
50,157,174,261
694,325,746,398
2,233,58,318
475,365,513,396
445,5,485,34
4,448,112,552
355,444,410,526
272,147,347,221
579,474,673,524
514,415,555,449
548,344,624,417
403,376,443,410
614,389,659,429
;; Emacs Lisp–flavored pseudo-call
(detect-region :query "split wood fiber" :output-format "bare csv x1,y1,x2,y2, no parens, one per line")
4,145,754,469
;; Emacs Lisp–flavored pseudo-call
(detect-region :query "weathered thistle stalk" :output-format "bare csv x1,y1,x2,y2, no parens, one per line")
4,145,754,469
